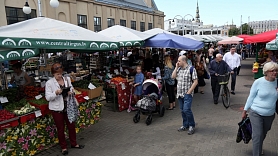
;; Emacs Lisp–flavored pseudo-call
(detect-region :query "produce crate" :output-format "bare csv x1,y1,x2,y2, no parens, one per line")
0,117,19,130
19,112,36,124
75,86,103,99
29,103,50,117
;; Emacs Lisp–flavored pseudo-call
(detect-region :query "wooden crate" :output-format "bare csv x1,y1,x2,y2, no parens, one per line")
75,86,103,99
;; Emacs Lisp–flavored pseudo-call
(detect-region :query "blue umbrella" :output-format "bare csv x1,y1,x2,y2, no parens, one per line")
144,33,204,50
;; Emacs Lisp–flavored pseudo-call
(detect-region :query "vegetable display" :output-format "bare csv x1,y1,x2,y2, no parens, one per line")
5,99,28,112
29,98,48,105
72,80,101,89
24,86,40,99
0,110,16,122
13,103,36,116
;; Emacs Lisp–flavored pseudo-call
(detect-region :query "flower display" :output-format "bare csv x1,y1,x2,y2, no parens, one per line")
0,100,102,155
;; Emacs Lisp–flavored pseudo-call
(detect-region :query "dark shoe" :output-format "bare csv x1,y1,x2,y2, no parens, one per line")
71,145,85,149
200,91,204,94
62,150,68,155
166,108,174,110
173,106,176,108
214,100,218,104
231,91,235,95
188,126,195,135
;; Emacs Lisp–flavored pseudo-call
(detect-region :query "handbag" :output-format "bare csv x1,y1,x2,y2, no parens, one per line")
65,76,79,106
204,69,210,79
236,116,252,144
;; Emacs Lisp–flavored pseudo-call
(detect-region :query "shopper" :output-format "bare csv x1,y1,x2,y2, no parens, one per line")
195,60,206,94
209,54,231,104
10,62,32,87
208,46,215,62
162,56,176,110
237,52,242,76
45,63,84,155
132,65,144,104
172,55,198,135
223,46,240,95
242,62,278,156
152,59,161,80
143,52,152,72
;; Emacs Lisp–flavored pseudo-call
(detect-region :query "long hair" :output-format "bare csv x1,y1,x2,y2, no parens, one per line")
164,56,173,69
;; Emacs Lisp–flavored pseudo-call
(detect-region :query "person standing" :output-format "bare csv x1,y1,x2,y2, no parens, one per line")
241,45,247,60
162,56,176,110
209,54,231,104
195,60,206,94
132,65,144,104
45,63,84,155
242,62,278,156
172,55,198,135
223,46,240,95
10,62,32,87
208,46,215,62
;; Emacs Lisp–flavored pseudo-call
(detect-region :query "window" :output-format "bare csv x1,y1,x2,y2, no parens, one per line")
120,19,126,27
140,22,145,32
107,18,115,27
131,21,136,30
94,17,101,32
5,7,36,25
148,23,153,30
77,14,87,28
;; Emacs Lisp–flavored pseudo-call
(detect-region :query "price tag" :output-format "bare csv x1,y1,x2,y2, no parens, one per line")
121,83,126,90
114,69,119,75
88,83,96,90
83,96,90,100
0,97,8,103
120,67,123,72
35,110,42,117
124,69,130,75
35,94,43,100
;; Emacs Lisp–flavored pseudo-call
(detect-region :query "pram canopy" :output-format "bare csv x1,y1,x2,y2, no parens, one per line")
142,79,160,95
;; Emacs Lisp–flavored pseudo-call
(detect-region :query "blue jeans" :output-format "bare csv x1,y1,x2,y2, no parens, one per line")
178,94,195,128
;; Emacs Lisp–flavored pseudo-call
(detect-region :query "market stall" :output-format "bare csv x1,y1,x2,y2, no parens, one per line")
0,17,120,155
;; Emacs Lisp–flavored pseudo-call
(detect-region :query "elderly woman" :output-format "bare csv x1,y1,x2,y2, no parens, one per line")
45,63,84,155
242,62,278,156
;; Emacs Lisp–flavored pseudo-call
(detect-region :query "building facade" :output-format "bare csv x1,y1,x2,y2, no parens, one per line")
164,1,229,36
249,20,278,34
0,0,165,32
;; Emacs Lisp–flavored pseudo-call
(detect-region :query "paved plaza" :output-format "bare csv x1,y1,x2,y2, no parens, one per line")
37,58,278,156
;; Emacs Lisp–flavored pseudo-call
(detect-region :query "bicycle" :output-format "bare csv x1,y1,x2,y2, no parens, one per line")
217,73,230,109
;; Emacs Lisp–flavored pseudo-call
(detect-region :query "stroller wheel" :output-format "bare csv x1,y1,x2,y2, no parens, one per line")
133,113,140,123
159,106,165,117
146,115,152,125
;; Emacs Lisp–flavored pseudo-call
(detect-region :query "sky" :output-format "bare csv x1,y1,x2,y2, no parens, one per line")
155,0,278,27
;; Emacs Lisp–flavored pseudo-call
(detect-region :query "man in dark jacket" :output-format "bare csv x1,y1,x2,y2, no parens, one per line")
209,54,231,104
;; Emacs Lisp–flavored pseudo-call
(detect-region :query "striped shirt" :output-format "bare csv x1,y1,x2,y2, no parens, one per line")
176,66,198,98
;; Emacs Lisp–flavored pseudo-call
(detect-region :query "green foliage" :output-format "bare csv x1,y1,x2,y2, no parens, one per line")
228,23,254,36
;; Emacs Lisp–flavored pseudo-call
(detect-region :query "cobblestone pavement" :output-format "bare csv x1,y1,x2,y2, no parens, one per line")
37,58,278,156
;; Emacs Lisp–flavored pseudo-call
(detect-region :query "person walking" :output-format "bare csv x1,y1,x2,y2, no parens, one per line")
162,56,176,110
242,62,278,156
172,55,198,135
194,60,206,94
208,46,215,62
237,52,242,76
45,63,84,155
209,54,231,104
223,46,240,95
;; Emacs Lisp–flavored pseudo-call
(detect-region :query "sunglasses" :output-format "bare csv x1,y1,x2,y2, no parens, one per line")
268,70,278,73
54,66,63,71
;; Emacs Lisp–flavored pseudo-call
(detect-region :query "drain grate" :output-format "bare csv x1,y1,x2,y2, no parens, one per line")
230,104,245,112
244,85,252,88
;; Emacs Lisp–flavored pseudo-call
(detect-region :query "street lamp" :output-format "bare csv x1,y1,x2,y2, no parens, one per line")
171,14,195,36
23,0,59,16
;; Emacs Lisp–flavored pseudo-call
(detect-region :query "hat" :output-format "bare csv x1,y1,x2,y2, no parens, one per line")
179,50,187,56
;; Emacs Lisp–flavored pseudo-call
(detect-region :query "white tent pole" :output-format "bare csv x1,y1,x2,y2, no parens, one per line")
38,0,42,17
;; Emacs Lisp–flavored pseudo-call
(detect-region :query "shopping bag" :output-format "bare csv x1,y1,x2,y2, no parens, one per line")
236,117,252,144
204,69,210,79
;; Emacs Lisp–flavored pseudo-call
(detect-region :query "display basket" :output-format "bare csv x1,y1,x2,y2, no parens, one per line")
19,112,36,124
0,117,19,130
217,73,230,85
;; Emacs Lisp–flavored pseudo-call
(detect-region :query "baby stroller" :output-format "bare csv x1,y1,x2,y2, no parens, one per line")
133,79,165,125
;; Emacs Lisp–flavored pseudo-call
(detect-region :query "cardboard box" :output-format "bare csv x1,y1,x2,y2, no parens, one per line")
76,86,103,99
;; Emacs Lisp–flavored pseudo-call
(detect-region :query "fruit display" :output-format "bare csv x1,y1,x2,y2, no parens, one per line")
13,103,36,116
5,99,30,113
0,110,17,122
24,86,40,99
111,77,127,84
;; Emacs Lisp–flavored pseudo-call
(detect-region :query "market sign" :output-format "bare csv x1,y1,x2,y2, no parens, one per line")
0,37,119,51
119,41,144,47
0,48,39,61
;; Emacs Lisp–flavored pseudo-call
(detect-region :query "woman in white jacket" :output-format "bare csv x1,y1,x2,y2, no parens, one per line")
45,63,84,155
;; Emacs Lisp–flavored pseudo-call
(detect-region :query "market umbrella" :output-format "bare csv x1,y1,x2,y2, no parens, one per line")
144,28,174,36
217,36,243,45
98,25,154,47
0,17,119,52
144,32,204,50
183,34,204,42
243,29,278,44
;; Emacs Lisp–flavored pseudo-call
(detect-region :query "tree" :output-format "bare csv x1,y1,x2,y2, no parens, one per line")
229,27,240,36
240,23,254,35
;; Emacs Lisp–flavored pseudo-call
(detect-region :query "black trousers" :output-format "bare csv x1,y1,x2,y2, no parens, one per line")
165,83,175,103
237,66,241,76
231,68,237,91
211,77,221,101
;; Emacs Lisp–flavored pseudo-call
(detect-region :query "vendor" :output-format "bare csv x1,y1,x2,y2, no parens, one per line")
10,62,32,87
45,63,84,155
268,51,276,62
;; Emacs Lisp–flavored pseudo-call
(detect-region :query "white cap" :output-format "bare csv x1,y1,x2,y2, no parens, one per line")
179,50,187,56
